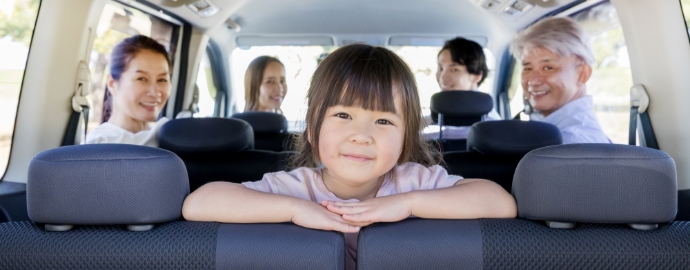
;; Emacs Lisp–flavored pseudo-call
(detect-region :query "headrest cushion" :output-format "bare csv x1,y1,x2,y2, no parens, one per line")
430,91,493,117
513,144,677,224
27,144,189,225
159,118,254,156
467,120,562,155
232,112,288,135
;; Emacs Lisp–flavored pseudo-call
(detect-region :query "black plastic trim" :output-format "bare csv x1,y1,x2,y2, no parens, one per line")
172,23,193,117
677,189,690,221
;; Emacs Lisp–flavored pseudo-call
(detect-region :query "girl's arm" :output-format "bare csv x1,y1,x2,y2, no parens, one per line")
324,179,516,224
183,182,360,233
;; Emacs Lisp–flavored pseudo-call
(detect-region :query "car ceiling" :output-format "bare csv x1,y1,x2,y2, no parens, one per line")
146,0,590,39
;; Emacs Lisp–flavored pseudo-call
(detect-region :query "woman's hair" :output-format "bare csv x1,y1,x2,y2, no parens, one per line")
440,37,489,86
243,56,285,113
102,35,171,123
289,43,439,169
510,17,595,65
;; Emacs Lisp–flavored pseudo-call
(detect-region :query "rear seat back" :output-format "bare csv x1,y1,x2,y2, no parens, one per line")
159,118,292,191
359,144,689,269
1,144,343,269
443,120,562,192
232,111,290,152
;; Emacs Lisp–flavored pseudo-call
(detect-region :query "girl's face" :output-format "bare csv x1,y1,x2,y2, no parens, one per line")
108,50,170,122
257,61,287,112
316,95,405,185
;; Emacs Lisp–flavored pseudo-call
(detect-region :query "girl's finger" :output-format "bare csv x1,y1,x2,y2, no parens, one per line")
326,204,366,215
342,212,375,223
325,201,362,207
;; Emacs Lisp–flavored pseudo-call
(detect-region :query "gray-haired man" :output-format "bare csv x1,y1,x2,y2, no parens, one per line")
511,17,610,144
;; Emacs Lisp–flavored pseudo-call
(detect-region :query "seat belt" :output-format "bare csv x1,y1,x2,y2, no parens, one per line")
629,84,659,149
62,61,92,146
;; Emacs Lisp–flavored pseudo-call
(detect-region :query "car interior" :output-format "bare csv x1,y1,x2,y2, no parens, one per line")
1,0,690,268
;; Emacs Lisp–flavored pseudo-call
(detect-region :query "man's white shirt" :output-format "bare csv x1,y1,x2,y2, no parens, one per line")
530,95,610,144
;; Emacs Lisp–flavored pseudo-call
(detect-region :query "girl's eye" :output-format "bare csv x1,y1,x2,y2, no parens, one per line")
376,119,393,125
334,113,351,119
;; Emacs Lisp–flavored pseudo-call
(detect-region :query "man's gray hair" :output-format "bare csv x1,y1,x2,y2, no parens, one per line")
510,17,595,65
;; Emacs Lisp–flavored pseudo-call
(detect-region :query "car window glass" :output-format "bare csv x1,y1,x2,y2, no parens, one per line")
570,1,633,144
195,51,217,117
389,46,495,117
86,1,178,136
0,0,40,179
230,46,334,131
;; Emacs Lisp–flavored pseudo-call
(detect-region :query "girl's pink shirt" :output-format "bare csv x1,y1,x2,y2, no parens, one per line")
241,162,462,270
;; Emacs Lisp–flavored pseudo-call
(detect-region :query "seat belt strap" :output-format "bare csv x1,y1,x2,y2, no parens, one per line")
629,106,638,146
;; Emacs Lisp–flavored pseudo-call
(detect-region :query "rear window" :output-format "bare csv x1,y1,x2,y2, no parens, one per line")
86,1,180,136
0,0,40,179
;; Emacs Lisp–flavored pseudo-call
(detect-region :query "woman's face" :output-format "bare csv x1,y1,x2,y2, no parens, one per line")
257,61,287,112
108,50,170,122
436,49,481,91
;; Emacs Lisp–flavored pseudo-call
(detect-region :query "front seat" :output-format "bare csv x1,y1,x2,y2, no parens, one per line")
232,111,290,152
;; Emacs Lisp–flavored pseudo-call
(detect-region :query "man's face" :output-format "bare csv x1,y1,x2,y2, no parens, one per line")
521,47,590,117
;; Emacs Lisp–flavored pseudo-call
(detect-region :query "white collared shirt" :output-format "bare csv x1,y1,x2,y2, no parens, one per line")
531,96,610,144
84,117,169,147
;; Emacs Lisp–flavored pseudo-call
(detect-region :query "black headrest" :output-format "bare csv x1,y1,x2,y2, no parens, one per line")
159,118,254,156
232,112,288,135
513,144,677,227
27,144,189,226
431,91,493,116
467,120,562,156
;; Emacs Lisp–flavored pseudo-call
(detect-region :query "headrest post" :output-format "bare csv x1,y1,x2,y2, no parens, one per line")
45,224,74,232
629,224,659,231
127,224,155,232
545,221,576,229
438,113,444,141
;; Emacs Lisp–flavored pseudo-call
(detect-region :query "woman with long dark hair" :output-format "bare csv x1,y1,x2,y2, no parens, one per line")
85,35,171,147
243,56,287,113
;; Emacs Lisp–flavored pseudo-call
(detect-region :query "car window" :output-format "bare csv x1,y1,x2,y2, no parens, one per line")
0,0,40,179
389,46,496,117
86,1,179,136
195,51,217,117
508,1,633,143
230,46,335,131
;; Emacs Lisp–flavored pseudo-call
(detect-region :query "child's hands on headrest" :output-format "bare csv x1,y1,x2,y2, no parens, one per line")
291,200,361,233
322,194,413,227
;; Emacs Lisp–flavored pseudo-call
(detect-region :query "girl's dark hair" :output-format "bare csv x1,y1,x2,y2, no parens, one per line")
440,37,489,86
102,35,171,123
289,43,439,169
243,56,285,113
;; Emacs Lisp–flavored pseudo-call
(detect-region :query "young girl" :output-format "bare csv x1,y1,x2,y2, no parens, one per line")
183,44,516,269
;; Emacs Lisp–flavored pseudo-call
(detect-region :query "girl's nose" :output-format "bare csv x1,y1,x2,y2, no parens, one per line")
348,122,374,145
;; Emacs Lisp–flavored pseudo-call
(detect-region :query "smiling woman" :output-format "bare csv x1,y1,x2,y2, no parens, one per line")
84,35,172,147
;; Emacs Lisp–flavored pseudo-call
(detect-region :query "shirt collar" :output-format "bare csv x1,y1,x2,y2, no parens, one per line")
539,95,594,123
